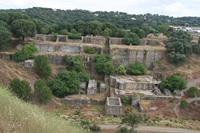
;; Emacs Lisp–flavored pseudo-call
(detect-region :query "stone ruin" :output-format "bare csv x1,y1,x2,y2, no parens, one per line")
87,80,97,96
79,82,87,94
83,35,106,45
109,37,124,45
0,52,14,60
35,34,69,42
24,60,34,69
105,97,123,116
100,83,106,93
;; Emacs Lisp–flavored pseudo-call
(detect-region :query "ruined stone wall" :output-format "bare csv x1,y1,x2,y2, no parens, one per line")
83,36,106,45
110,47,163,69
109,37,124,45
61,98,105,105
34,44,56,52
59,44,82,53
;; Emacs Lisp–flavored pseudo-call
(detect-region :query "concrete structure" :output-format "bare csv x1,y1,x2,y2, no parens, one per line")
24,60,34,68
87,80,97,96
105,97,123,116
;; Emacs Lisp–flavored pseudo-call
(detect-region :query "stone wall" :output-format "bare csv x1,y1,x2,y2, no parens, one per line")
61,98,105,105
105,97,123,116
110,47,163,69
83,36,106,45
109,37,124,45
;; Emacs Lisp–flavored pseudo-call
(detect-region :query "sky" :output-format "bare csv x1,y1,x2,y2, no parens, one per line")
0,0,199,17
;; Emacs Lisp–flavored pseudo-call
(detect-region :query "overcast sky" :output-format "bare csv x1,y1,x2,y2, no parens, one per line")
0,0,199,17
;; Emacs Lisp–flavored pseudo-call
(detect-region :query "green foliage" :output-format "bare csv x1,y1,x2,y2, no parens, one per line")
122,95,129,104
167,51,187,65
0,26,11,46
12,19,36,41
117,126,134,133
78,71,91,82
73,61,84,72
22,43,38,58
38,86,52,104
180,99,188,109
159,73,186,92
188,86,199,97
80,119,90,131
126,62,146,75
48,70,80,97
63,55,82,66
198,37,200,44
34,79,46,93
89,124,102,133
33,19,49,34
124,32,140,45
142,26,154,36
9,78,31,100
116,64,126,75
192,44,200,54
34,55,52,79
84,47,96,54
13,50,26,62
104,61,114,75
130,27,145,39
92,54,112,74
121,112,143,128
156,24,169,35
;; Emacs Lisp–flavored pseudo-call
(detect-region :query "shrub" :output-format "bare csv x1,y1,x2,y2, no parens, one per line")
38,86,52,104
124,32,141,45
84,47,96,54
159,73,186,92
126,62,146,75
117,126,134,133
116,64,126,75
122,95,129,104
104,61,114,75
73,61,84,72
121,112,143,128
34,79,46,93
89,124,102,133
78,71,91,82
168,51,187,65
13,50,26,62
9,78,31,100
34,55,52,79
180,99,188,109
188,86,199,97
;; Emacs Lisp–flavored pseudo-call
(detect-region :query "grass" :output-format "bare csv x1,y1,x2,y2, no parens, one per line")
0,86,84,133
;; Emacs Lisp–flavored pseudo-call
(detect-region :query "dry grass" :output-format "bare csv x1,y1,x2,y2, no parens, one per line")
0,86,84,133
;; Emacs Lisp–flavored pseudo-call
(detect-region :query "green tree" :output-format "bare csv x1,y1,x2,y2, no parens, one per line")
126,62,146,75
188,86,199,97
124,32,140,45
131,27,145,39
73,61,84,72
38,86,52,104
0,27,11,47
142,26,154,36
156,24,169,35
117,126,134,133
34,79,46,93
34,55,52,79
13,50,26,62
167,51,187,66
116,64,126,75
159,73,186,92
33,19,49,34
121,112,143,129
22,43,37,58
122,95,129,104
12,19,36,41
180,99,188,109
84,47,96,54
9,78,31,100
198,37,200,44
89,124,102,133
78,71,91,82
104,61,114,75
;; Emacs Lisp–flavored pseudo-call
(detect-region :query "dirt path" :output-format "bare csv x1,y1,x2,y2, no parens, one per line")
99,125,200,133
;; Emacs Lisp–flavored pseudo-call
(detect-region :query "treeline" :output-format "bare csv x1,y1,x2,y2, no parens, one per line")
2,7,200,29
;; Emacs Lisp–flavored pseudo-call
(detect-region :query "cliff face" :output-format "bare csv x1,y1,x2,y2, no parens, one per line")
110,47,163,69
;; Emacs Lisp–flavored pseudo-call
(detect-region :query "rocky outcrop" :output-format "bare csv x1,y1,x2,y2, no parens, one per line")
110,47,163,69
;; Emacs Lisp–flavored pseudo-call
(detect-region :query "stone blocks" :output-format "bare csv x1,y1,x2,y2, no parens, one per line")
105,97,123,116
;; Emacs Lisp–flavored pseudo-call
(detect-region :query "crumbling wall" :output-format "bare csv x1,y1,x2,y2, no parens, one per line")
109,37,124,45
105,97,123,116
83,36,106,45
59,44,82,53
34,44,55,52
110,47,163,69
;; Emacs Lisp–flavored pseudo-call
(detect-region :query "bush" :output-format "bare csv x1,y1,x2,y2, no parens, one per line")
78,71,91,82
122,95,129,104
34,79,46,93
13,50,26,62
38,86,52,104
168,51,187,65
9,78,31,100
34,55,52,79
188,86,199,97
121,112,143,128
84,47,96,54
104,61,114,75
180,99,188,109
159,73,186,92
89,124,102,133
73,61,84,72
126,62,146,75
116,64,126,75
124,32,140,45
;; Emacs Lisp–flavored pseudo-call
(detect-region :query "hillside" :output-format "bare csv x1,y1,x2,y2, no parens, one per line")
0,86,84,133
2,7,200,29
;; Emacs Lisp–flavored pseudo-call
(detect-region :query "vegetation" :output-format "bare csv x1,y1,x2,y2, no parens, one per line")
9,78,31,100
159,73,186,92
130,27,145,39
84,47,96,54
122,95,129,104
188,86,199,97
117,126,134,133
34,79,46,93
80,119,101,132
124,32,140,45
0,86,84,133
92,54,112,74
38,86,52,104
180,99,188,109
0,26,11,47
34,55,52,79
126,62,146,75
104,61,114,75
116,64,126,75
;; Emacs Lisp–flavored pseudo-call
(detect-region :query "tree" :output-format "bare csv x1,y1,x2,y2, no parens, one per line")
117,126,134,133
13,50,26,62
167,51,187,66
188,86,199,97
124,32,140,45
89,124,102,133
104,61,114,75
73,61,84,72
38,86,52,104
34,79,46,93
156,24,169,35
122,95,129,104
121,112,143,129
159,73,186,92
126,62,146,75
0,27,11,47
33,19,49,34
198,37,200,44
78,71,91,82
116,64,126,75
9,78,31,100
180,99,188,109
22,43,38,58
12,19,36,41
131,27,145,39
84,47,96,54
34,55,52,79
